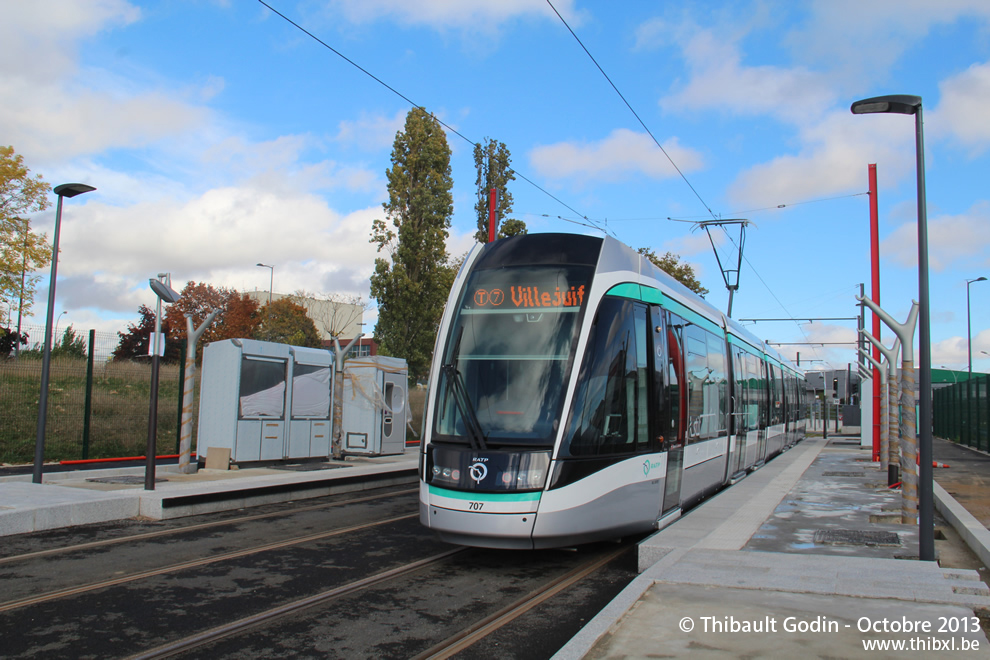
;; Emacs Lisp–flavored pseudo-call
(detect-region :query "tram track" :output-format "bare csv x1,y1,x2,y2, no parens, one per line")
0,485,417,566
126,547,468,660
412,545,628,660
0,512,418,613
120,544,630,660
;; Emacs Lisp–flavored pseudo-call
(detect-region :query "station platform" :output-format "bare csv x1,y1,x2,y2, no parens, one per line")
555,436,990,659
0,453,419,537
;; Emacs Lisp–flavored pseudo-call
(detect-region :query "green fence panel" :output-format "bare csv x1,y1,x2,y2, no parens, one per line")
1,325,194,464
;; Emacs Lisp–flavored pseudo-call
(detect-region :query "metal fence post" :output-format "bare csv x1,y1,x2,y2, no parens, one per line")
82,328,95,460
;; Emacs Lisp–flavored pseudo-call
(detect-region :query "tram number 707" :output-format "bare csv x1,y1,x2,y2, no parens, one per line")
468,502,484,511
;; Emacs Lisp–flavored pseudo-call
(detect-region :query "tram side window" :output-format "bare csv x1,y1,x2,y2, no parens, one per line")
685,330,706,442
756,356,769,430
788,374,801,423
684,326,727,442
666,312,685,446
562,298,650,456
768,365,783,426
706,332,728,437
732,346,758,432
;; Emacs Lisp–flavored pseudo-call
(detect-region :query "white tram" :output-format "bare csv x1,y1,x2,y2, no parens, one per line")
419,233,809,549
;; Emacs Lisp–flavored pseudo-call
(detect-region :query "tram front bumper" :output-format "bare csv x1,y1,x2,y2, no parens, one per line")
420,482,540,549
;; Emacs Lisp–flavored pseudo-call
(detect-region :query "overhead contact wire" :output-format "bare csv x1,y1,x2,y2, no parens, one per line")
257,0,602,232
546,0,717,221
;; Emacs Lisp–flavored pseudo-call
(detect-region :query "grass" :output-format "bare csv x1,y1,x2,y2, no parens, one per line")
0,357,186,464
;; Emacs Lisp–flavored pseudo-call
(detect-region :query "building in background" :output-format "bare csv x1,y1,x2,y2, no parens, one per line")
243,291,373,354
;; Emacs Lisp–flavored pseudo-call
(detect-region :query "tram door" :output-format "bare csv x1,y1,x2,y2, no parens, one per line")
658,308,684,516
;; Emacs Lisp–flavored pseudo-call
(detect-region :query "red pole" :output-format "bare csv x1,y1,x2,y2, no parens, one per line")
869,164,882,461
488,187,497,243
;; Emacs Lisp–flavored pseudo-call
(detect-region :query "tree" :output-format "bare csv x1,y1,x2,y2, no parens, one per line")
637,247,709,297
252,297,321,347
370,107,454,379
51,324,86,359
497,218,528,239
0,146,52,327
473,138,524,243
162,281,260,352
0,327,27,358
113,304,182,362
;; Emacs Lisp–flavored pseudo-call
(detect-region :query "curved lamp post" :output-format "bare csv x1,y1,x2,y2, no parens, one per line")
851,94,934,561
256,263,274,304
33,183,95,483
53,310,67,349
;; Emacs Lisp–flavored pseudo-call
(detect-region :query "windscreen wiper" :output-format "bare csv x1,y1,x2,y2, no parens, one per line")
441,363,488,451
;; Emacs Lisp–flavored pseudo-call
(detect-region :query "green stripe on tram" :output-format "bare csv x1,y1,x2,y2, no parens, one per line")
605,283,721,335
428,485,541,502
606,283,663,305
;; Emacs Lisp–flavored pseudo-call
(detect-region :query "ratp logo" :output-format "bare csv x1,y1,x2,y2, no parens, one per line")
642,458,663,476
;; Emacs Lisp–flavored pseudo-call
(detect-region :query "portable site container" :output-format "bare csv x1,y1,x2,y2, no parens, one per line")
341,355,408,456
197,338,334,465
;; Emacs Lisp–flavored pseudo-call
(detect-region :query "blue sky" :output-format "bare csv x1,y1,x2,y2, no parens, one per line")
4,1,990,372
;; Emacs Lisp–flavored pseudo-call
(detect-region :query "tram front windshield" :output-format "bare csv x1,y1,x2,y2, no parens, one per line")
434,265,592,447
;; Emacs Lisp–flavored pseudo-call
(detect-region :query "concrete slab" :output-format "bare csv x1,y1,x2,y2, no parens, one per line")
0,482,139,536
0,455,418,536
555,436,990,660
585,583,988,659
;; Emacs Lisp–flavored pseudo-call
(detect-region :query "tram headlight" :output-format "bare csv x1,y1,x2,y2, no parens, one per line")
498,468,547,489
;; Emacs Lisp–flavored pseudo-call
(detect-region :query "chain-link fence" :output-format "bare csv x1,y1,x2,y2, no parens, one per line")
933,376,988,452
0,325,197,464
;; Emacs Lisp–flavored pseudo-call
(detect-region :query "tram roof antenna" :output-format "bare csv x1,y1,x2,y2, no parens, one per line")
690,218,754,318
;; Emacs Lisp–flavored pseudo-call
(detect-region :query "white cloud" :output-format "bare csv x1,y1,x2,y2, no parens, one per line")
0,77,210,165
931,334,970,370
0,1,214,166
0,0,226,169
0,0,140,82
880,201,990,272
30,177,478,329
321,0,583,30
727,110,913,208
27,186,383,320
334,109,407,151
659,28,836,124
784,0,990,83
930,61,990,155
530,129,703,184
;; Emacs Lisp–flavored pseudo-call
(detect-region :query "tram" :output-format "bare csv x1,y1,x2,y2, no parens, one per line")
418,233,809,549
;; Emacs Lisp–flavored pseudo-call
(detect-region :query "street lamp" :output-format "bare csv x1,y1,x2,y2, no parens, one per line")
966,277,986,377
33,183,96,483
53,310,67,347
146,274,181,490
256,263,274,304
851,94,934,561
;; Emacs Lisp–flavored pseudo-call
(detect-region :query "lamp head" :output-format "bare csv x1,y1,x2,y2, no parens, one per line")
150,278,182,304
850,94,922,115
53,183,96,198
